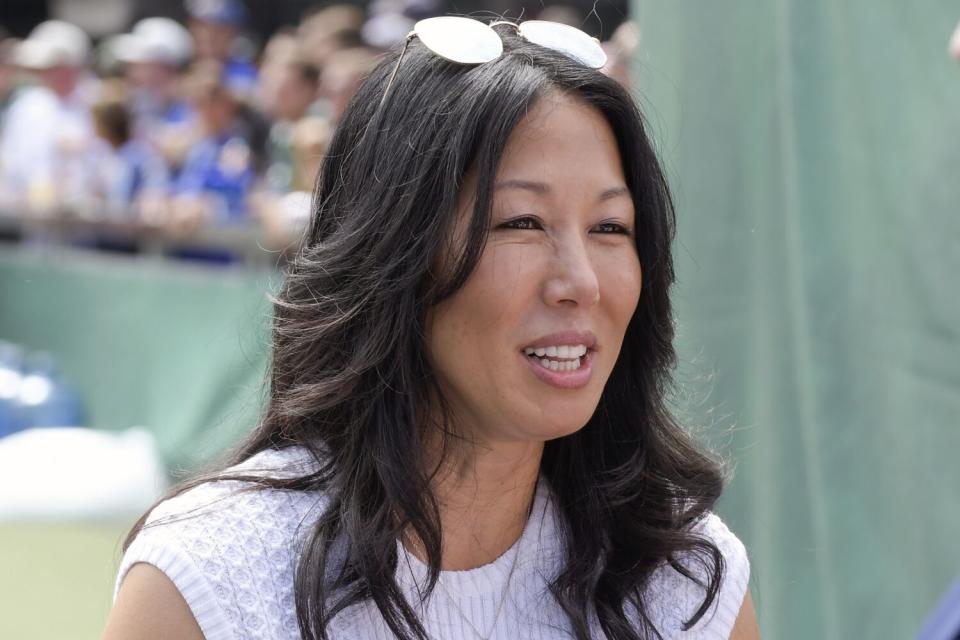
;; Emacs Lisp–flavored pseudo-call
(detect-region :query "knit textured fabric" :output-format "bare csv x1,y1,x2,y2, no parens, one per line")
115,447,751,639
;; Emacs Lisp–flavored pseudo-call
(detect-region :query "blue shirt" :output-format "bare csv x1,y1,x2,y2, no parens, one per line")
94,139,170,211
175,133,255,222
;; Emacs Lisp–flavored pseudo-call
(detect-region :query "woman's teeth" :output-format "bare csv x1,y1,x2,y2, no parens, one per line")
523,345,588,358
523,344,588,372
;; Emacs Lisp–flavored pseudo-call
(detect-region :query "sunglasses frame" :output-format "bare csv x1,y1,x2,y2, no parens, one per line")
379,17,607,108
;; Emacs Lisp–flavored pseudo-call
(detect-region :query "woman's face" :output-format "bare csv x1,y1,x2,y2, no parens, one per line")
426,93,642,446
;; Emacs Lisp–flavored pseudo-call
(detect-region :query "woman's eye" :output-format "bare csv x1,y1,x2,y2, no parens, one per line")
594,221,632,235
498,216,543,231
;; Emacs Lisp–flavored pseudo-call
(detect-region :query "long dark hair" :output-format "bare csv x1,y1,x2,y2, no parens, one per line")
126,25,727,640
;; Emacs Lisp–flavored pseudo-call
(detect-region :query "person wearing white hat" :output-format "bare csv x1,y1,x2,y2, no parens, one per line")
0,21,95,210
26,20,91,66
134,17,194,66
113,17,196,152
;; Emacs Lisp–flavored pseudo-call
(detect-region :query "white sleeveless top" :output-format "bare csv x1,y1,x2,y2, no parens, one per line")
115,447,750,639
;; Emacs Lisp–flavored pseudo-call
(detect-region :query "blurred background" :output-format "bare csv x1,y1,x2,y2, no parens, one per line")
0,0,957,638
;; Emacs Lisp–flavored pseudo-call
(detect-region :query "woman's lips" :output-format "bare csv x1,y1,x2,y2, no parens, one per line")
522,330,597,351
520,348,594,390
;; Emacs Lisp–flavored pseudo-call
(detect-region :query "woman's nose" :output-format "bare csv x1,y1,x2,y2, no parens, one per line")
542,235,601,308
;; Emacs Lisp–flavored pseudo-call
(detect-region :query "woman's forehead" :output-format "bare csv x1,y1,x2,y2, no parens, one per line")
450,93,630,216
494,93,627,195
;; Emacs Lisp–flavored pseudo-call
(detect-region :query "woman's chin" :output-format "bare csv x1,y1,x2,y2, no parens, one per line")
515,410,595,442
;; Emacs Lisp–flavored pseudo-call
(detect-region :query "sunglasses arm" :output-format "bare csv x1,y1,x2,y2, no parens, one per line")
379,33,416,109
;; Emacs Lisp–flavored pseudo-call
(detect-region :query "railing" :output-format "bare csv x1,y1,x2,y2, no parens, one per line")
0,206,292,269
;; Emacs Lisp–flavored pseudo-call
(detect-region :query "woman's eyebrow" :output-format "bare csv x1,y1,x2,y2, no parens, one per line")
494,180,631,202
494,179,550,195
598,186,631,202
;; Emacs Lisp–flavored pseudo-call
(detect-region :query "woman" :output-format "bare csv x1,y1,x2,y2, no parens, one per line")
104,18,759,640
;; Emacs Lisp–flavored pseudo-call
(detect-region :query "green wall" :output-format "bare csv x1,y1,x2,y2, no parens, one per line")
0,248,274,471
630,1,960,638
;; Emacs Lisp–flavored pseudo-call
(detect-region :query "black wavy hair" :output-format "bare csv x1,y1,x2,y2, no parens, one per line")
126,24,727,640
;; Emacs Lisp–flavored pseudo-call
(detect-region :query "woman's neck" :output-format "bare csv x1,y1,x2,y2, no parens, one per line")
404,438,544,571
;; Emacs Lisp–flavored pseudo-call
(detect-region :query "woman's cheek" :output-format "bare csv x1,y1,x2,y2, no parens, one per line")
485,243,543,298
599,246,641,289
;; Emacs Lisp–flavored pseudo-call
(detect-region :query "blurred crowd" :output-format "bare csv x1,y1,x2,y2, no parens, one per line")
0,0,639,261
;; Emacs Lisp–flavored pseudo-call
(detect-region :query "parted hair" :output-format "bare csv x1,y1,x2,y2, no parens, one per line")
127,24,727,640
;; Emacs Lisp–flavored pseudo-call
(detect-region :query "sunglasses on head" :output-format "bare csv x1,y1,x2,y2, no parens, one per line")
380,16,607,107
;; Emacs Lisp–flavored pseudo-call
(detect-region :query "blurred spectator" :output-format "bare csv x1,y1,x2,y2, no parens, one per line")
361,0,441,50
257,29,301,112
172,61,256,230
267,52,319,124
112,18,198,170
252,115,331,252
252,37,328,253
318,46,381,121
297,4,367,69
88,80,170,218
535,4,583,27
601,20,639,90
186,0,258,97
289,117,330,194
0,21,95,212
115,18,194,129
0,7,633,265
262,52,320,192
0,31,19,125
25,19,101,103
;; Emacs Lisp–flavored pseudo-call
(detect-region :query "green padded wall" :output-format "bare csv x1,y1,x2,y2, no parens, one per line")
0,248,274,472
630,1,960,638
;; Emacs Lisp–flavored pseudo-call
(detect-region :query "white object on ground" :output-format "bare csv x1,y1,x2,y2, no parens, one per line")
0,427,167,521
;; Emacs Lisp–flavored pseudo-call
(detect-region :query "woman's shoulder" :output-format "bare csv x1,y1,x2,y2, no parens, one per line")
143,445,327,530
687,510,749,574
643,510,751,639
114,446,328,640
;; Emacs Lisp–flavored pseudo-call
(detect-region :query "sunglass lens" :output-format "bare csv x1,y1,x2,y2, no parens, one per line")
414,17,504,64
518,21,607,69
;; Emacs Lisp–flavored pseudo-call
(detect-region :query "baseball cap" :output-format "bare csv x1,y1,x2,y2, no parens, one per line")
185,0,248,26
113,18,194,66
27,20,91,65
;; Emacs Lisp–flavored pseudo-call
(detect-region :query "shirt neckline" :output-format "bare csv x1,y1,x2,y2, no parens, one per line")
394,476,559,599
